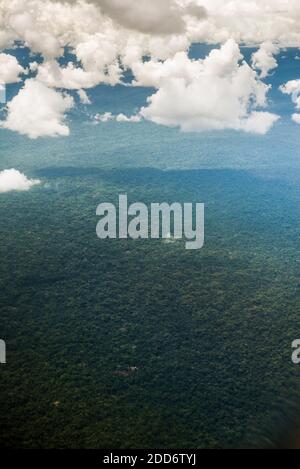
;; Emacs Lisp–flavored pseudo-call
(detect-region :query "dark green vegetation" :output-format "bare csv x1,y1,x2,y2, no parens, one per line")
1,167,300,448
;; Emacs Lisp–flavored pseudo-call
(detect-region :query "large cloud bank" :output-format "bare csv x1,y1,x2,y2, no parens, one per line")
0,0,299,138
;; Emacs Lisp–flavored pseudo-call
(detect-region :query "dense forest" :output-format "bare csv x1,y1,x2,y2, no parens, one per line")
1,166,300,448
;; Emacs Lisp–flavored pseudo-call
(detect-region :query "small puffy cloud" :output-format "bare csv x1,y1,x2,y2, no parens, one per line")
1,79,74,139
0,53,25,84
77,89,91,105
94,112,141,123
251,42,279,78
280,80,300,96
140,40,279,134
238,111,280,134
292,113,300,124
0,169,40,193
94,112,113,122
280,79,300,107
280,79,300,122
116,113,141,123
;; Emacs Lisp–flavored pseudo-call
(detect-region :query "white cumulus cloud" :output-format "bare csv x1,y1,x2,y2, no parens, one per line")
292,113,300,124
0,53,25,84
251,42,279,79
115,113,141,123
189,0,300,46
139,40,279,134
77,89,91,105
1,79,74,139
0,168,40,193
280,79,300,122
0,0,299,138
94,112,113,122
94,112,141,123
280,79,300,108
